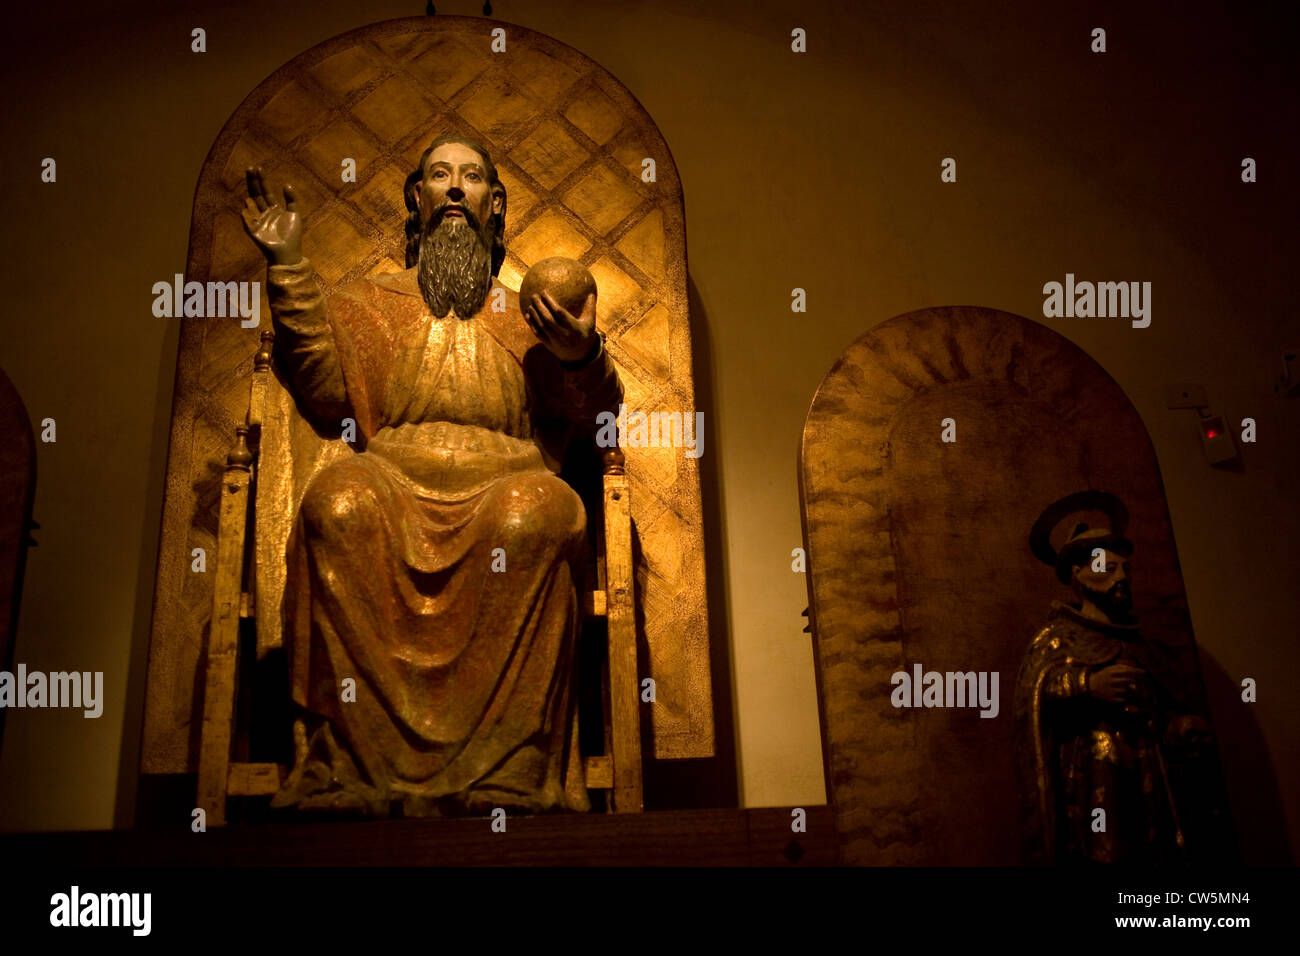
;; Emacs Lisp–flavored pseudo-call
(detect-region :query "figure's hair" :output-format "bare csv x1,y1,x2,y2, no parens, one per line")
404,134,507,274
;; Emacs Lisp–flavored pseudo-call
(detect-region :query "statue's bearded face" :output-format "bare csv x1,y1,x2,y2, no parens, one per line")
1070,547,1134,619
414,142,502,318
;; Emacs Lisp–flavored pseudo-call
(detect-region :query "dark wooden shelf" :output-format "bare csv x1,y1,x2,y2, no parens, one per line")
1,807,838,867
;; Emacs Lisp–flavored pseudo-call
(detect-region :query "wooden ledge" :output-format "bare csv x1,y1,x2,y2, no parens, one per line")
0,807,838,867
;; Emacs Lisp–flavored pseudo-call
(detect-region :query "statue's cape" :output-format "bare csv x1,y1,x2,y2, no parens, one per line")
367,267,539,360
329,268,554,439
1014,604,1133,863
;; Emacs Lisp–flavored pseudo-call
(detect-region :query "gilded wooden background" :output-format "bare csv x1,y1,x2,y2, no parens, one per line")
143,15,713,776
800,307,1214,864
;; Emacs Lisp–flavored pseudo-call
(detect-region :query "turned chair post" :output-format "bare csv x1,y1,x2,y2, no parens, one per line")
602,447,642,812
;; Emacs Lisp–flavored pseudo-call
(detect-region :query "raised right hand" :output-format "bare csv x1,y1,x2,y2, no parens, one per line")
242,166,303,266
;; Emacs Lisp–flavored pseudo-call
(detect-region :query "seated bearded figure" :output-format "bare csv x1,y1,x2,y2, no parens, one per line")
238,134,622,817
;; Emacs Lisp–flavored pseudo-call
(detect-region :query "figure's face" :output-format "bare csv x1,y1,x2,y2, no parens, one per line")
415,142,501,233
1071,547,1133,617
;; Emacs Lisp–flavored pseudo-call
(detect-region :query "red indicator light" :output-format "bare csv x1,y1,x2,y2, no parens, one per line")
1196,414,1237,465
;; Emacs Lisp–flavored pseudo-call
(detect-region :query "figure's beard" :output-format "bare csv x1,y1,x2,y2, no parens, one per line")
1080,578,1133,620
416,209,493,318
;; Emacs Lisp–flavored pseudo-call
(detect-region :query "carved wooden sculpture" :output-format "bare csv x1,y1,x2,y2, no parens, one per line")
143,16,713,824
1017,490,1216,864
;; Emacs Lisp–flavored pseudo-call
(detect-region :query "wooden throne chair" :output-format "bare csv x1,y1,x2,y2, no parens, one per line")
799,306,1231,864
141,16,714,825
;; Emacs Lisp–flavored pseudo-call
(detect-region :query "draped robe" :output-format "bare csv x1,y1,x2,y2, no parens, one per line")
1014,603,1183,863
262,257,621,816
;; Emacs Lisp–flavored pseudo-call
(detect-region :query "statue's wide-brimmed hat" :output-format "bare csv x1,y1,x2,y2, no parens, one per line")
1030,491,1132,584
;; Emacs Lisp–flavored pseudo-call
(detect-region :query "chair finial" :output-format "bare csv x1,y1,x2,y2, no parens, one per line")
227,424,254,470
254,330,274,371
602,447,625,475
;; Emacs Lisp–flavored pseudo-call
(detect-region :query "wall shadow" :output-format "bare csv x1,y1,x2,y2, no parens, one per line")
1199,647,1292,864
639,271,739,809
114,313,181,828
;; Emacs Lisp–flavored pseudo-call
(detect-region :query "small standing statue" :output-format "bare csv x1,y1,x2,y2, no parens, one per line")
1016,491,1206,864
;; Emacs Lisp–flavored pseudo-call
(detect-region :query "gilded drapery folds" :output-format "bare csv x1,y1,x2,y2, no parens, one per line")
1014,605,1181,864
266,260,620,815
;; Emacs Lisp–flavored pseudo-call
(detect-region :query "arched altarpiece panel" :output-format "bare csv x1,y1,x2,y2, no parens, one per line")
143,16,712,777
800,306,1224,864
